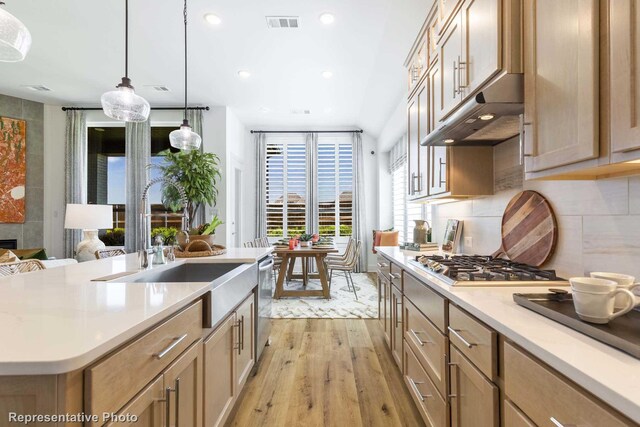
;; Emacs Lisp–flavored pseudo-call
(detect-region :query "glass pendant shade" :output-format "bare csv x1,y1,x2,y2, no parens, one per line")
169,120,201,150
0,6,32,62
101,79,150,122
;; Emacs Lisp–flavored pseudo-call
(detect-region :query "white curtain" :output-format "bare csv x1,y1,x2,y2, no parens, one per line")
352,132,367,272
124,119,150,253
186,109,205,227
305,133,319,233
254,132,267,238
64,111,87,258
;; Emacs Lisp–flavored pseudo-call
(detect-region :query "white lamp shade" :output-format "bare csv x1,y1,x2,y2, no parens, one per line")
0,7,31,62
64,204,113,230
169,123,202,150
101,86,150,122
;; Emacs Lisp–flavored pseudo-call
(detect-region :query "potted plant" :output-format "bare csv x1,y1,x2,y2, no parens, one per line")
185,215,224,247
299,233,313,247
150,149,221,229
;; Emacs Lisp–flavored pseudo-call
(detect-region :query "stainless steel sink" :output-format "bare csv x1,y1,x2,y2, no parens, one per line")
127,263,243,283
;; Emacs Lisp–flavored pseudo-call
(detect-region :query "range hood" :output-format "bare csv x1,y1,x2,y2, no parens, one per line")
422,73,524,147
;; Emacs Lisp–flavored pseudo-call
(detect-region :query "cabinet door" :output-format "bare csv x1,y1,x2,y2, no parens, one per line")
429,147,448,196
416,83,430,196
384,278,392,347
428,62,442,132
391,285,403,370
106,376,164,426
523,0,599,173
203,314,236,427
235,294,255,390
439,9,464,120
408,95,420,196
440,0,462,30
450,346,498,427
461,0,500,95
164,340,203,427
610,0,640,154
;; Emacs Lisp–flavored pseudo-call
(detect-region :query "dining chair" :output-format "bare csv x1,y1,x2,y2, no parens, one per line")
243,241,255,248
325,237,354,263
95,248,126,259
0,259,46,277
326,240,361,300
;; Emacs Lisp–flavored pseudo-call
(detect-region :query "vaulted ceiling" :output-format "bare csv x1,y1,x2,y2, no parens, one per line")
0,0,433,136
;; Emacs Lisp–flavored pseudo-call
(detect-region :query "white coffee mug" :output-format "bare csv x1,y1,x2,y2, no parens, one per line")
589,272,640,309
569,277,636,324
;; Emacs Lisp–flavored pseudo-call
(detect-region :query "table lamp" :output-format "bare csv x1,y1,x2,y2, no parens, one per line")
64,204,113,262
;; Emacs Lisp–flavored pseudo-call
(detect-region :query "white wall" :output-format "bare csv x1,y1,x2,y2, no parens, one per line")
43,105,66,259
431,137,640,279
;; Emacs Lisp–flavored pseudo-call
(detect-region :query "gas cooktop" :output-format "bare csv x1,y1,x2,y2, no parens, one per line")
410,254,569,287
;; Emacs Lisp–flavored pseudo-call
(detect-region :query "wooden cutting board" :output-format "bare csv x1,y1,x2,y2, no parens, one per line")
493,190,558,267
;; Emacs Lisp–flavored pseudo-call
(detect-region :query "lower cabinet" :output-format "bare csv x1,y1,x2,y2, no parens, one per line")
106,376,164,426
449,345,498,427
203,292,255,427
379,273,392,346
391,284,404,369
164,341,204,427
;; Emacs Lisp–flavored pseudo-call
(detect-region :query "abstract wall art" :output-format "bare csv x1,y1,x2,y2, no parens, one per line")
0,117,26,223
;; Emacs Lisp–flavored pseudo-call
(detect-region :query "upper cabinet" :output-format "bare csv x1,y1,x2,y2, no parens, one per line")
523,0,600,174
438,9,465,120
609,0,640,157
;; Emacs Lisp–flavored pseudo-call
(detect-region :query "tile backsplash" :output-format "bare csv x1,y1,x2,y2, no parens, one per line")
431,137,640,279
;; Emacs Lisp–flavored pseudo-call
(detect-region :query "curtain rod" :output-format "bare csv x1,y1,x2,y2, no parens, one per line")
250,129,363,134
61,106,210,112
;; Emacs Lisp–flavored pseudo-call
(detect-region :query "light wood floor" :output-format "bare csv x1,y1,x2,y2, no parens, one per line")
227,318,425,427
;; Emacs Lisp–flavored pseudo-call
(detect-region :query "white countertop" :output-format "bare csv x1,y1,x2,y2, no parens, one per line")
0,248,272,376
377,247,640,424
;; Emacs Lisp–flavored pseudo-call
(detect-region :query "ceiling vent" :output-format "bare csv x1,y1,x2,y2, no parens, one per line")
291,109,311,115
266,16,300,29
22,85,51,92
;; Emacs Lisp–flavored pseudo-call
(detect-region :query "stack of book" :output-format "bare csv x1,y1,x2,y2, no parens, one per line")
401,242,439,251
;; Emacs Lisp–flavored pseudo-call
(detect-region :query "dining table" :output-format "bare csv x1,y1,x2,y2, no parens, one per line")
272,245,339,299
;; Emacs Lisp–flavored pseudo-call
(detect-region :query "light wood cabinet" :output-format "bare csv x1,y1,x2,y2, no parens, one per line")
203,315,236,427
428,146,448,196
448,304,497,381
523,0,600,173
439,0,462,32
408,84,429,198
164,340,203,427
449,345,499,427
439,9,464,120
105,376,164,426
235,295,255,390
503,399,535,427
391,284,404,369
460,0,501,95
609,0,640,156
384,275,392,346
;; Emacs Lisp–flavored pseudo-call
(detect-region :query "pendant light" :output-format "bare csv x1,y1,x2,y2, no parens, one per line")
101,0,150,122
169,0,202,150
0,1,31,62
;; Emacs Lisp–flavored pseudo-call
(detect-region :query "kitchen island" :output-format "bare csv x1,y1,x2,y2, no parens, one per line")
376,246,640,426
0,248,272,426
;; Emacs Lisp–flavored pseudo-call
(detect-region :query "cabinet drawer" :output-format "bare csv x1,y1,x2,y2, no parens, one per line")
376,255,390,276
448,304,496,380
404,272,447,333
504,399,535,427
390,263,403,291
404,344,448,427
404,297,448,398
504,341,634,427
86,300,203,418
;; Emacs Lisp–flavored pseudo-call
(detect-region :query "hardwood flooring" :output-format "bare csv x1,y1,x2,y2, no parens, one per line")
227,319,424,427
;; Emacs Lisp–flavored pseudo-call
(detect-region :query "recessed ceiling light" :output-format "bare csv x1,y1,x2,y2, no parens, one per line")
204,14,221,25
479,113,495,121
237,70,251,79
319,13,335,25
444,139,455,144
322,70,333,79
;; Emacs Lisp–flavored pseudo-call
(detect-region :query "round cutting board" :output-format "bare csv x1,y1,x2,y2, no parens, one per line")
497,190,558,267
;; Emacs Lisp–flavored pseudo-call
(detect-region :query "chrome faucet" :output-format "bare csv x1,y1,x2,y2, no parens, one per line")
138,177,190,268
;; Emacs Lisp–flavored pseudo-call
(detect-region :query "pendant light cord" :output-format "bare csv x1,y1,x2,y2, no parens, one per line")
125,0,129,78
183,0,188,121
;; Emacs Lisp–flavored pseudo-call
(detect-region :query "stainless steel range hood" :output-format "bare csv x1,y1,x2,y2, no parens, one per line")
421,73,524,147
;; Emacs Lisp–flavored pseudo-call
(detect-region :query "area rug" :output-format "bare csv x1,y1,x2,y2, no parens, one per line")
271,273,378,319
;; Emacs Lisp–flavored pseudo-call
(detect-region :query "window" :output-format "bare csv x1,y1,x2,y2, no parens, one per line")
87,126,181,231
390,136,430,243
264,135,354,238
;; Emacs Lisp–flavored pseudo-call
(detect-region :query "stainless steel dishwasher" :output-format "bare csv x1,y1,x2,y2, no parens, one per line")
256,255,274,359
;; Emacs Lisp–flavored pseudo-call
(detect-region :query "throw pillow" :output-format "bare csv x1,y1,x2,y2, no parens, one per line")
0,250,18,264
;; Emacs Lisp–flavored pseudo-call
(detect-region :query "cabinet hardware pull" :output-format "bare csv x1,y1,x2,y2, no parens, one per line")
240,315,245,351
408,378,432,402
389,273,401,281
447,326,477,348
410,329,431,346
448,394,457,399
174,378,181,427
165,386,175,427
233,319,242,354
549,417,575,427
438,158,446,187
518,113,533,165
452,60,458,98
457,55,467,93
395,300,402,327
154,334,188,360
418,172,423,193
376,262,388,268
